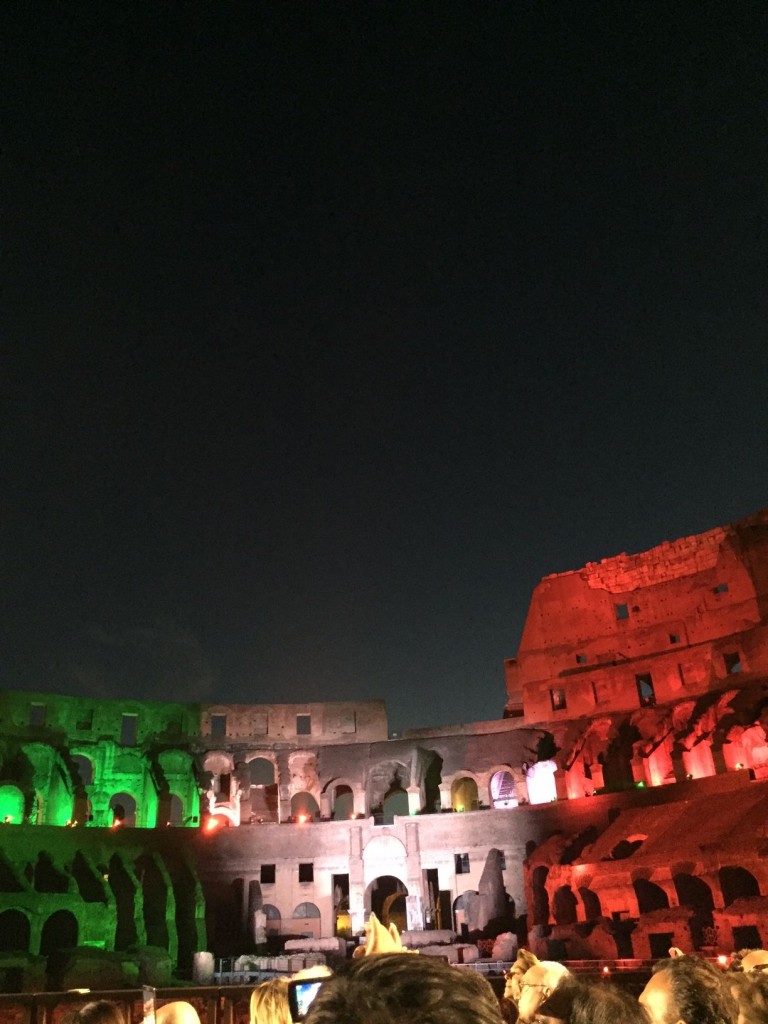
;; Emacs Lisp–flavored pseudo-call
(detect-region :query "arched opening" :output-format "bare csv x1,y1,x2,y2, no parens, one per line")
579,887,602,921
40,909,78,956
109,853,138,950
633,878,669,914
292,902,321,938
532,865,550,926
0,784,25,825
168,794,184,826
0,909,30,952
673,873,714,948
365,876,408,933
453,890,479,935
332,785,354,820
553,885,578,925
72,851,105,903
719,866,760,905
525,761,557,804
263,904,281,936
291,792,319,821
490,770,517,809
611,835,647,859
70,755,94,787
109,792,137,828
382,781,409,818
136,854,169,949
248,758,278,823
34,853,69,893
451,776,479,812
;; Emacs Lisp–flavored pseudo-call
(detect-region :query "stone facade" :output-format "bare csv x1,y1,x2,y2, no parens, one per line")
1,507,768,986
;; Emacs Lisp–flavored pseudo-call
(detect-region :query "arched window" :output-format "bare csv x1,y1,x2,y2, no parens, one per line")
0,910,31,952
109,792,137,828
293,902,320,918
451,777,478,812
291,792,319,821
332,785,354,820
490,770,517,809
248,758,275,786
633,879,669,914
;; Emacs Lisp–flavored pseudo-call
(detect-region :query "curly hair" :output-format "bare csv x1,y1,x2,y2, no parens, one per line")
304,953,504,1024
74,1003,125,1024
652,956,738,1024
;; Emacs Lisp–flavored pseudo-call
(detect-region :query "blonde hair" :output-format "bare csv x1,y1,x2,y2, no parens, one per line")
249,977,291,1024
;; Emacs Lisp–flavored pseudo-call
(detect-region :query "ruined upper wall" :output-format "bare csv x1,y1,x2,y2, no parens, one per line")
508,508,768,721
200,700,388,744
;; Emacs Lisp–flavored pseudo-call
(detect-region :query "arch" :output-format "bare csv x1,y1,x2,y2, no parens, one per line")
489,770,518,809
40,909,78,956
365,876,407,933
453,890,479,934
451,775,479,812
579,887,602,920
0,909,31,952
70,754,94,787
293,902,320,918
168,794,184,826
382,781,408,817
262,904,281,935
108,853,138,950
135,854,169,950
673,873,714,948
291,792,319,821
633,878,669,914
525,760,557,804
611,834,647,859
109,792,137,828
247,757,275,786
719,866,760,905
332,784,354,820
0,784,25,825
553,885,578,925
362,835,408,889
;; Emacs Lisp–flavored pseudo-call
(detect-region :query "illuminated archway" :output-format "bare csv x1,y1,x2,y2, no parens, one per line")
633,878,669,914
451,776,479,812
291,792,319,821
490,770,517,809
109,792,137,828
0,784,25,825
365,876,407,933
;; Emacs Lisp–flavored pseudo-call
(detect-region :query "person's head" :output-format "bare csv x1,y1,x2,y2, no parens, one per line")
304,952,503,1024
639,956,737,1024
503,948,539,1004
569,983,650,1024
516,961,571,1024
155,1003,201,1024
739,950,768,974
74,1004,125,1024
729,972,768,1024
532,976,581,1024
250,977,292,1024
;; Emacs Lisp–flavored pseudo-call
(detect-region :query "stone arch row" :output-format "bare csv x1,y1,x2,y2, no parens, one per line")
0,741,200,829
202,751,555,827
0,848,203,967
533,863,763,929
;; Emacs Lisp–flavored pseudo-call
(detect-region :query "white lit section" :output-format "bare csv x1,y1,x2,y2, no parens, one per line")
525,760,557,804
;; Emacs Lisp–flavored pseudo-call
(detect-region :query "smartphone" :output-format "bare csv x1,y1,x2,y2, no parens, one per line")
288,979,326,1021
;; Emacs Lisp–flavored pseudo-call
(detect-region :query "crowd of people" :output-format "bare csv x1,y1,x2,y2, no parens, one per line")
65,920,768,1024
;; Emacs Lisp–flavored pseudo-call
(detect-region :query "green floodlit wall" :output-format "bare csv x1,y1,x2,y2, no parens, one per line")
0,690,202,828
0,691,207,975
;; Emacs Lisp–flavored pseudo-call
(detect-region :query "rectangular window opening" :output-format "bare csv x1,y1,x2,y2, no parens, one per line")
299,862,314,883
260,864,276,884
636,674,656,707
575,654,587,665
454,853,470,874
296,714,311,736
210,714,227,738
120,713,138,746
615,603,629,620
714,583,729,594
724,651,742,674
550,687,567,711
669,634,681,645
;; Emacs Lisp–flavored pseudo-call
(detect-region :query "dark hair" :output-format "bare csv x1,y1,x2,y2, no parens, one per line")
74,1003,125,1024
304,953,504,1024
569,983,650,1024
730,972,768,1024
652,956,737,1024
536,976,581,1020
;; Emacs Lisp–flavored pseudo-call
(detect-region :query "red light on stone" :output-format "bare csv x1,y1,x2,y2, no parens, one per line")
602,966,610,975
205,817,223,834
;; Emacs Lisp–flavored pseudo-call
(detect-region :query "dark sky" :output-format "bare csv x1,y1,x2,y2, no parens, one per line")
3,4,767,733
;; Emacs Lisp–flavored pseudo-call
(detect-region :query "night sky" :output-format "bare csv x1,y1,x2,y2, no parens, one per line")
4,4,767,733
